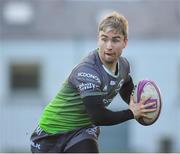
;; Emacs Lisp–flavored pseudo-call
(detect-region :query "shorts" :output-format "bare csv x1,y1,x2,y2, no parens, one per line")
30,125,100,153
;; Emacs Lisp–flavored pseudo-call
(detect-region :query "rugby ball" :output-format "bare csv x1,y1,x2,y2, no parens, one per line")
134,79,162,126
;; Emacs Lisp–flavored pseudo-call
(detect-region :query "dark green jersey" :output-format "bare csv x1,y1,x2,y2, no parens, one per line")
39,49,130,134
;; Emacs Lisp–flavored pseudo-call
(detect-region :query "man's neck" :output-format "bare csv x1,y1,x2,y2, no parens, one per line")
103,61,118,75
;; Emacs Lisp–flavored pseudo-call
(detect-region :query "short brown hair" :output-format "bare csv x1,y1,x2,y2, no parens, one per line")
98,11,128,39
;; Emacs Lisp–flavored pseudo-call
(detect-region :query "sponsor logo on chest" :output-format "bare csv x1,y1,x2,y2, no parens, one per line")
78,72,101,83
79,82,99,91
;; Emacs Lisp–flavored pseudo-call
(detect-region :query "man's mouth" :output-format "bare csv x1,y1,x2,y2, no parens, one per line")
105,53,114,56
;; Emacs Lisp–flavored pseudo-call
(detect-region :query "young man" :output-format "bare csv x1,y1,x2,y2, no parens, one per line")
30,11,156,153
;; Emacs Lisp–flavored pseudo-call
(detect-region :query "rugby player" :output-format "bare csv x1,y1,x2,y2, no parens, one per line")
30,11,156,153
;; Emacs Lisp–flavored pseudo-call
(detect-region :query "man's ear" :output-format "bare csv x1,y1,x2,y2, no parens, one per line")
123,38,128,48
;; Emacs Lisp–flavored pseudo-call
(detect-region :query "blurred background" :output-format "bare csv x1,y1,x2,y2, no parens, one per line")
0,0,180,152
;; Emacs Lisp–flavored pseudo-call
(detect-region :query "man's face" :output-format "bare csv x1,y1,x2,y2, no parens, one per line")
98,28,128,66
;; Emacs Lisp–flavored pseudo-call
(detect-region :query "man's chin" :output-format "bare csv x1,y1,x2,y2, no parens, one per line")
104,57,116,63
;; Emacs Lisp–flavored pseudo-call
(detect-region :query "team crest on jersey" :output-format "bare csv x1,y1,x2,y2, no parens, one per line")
110,80,116,86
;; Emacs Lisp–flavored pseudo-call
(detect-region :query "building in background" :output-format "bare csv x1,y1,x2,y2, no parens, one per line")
0,0,180,152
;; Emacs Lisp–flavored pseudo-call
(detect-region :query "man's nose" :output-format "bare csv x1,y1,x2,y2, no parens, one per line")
106,40,112,50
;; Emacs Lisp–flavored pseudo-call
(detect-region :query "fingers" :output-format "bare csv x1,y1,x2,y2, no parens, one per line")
139,99,156,109
141,96,151,105
141,102,157,112
143,102,156,108
141,114,154,120
142,108,156,113
138,97,148,105
140,102,157,119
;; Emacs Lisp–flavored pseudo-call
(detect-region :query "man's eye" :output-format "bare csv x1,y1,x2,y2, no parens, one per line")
112,39,120,43
101,38,108,42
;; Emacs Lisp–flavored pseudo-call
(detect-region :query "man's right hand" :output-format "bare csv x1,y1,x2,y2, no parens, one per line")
129,95,157,120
